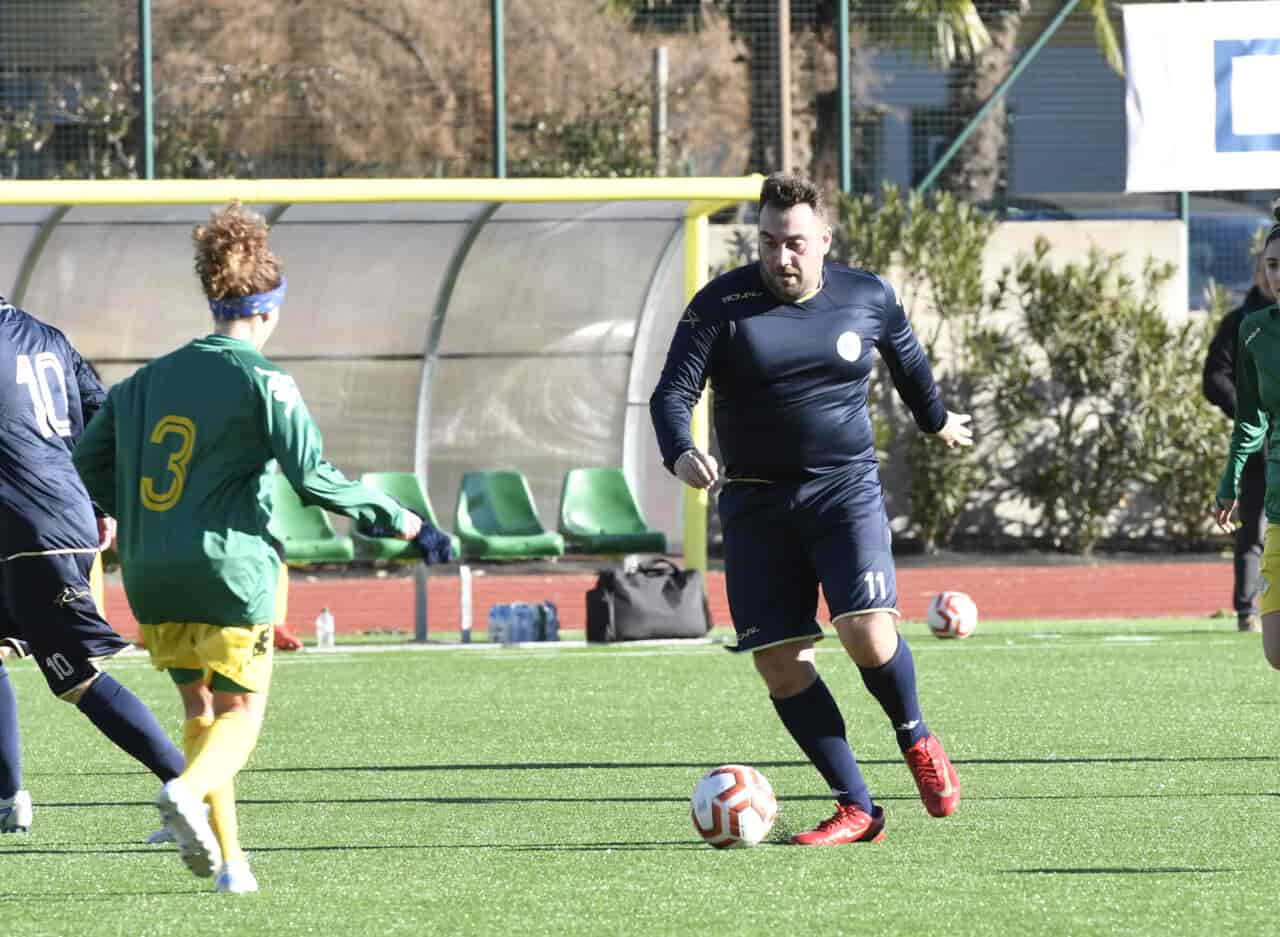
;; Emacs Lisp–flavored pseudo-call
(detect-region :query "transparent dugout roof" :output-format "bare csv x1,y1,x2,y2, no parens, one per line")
0,178,759,549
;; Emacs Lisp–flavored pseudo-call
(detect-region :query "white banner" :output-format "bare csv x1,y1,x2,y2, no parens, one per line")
1125,1,1280,192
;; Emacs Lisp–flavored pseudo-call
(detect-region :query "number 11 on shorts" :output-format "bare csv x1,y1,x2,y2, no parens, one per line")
863,570,887,601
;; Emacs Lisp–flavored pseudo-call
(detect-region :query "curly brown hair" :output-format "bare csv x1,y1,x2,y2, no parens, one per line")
192,201,282,301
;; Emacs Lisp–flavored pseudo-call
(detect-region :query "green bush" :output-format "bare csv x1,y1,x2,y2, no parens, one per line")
1141,285,1231,549
978,237,1176,555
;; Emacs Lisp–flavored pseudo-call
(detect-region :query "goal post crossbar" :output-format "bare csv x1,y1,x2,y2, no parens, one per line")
0,177,761,209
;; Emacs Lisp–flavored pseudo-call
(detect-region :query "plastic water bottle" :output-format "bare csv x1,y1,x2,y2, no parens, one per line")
540,601,560,642
315,607,336,650
488,604,507,644
504,605,517,644
512,603,535,643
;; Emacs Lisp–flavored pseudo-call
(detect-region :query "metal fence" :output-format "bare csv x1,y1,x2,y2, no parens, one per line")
0,0,1272,300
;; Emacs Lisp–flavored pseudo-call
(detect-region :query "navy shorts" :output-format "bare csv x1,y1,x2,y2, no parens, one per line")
0,552,129,695
717,461,897,654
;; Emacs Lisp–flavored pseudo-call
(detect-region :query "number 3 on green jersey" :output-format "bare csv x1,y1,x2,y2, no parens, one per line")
140,415,196,512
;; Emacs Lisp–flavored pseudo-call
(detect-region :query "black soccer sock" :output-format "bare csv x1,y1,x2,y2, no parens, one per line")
76,674,184,782
0,666,21,798
772,677,872,812
858,634,929,752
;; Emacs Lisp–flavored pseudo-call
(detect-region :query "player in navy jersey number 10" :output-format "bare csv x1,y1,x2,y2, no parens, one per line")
0,297,186,836
651,172,973,845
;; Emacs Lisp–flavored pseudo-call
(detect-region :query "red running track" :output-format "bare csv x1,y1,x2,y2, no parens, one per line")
101,560,1234,640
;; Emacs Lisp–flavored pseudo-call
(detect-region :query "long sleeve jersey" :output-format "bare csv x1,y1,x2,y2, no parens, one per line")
1217,302,1280,521
0,299,104,559
73,334,406,626
650,260,946,481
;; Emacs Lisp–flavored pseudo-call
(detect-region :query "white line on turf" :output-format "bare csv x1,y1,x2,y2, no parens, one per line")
51,634,1243,672
279,635,1242,662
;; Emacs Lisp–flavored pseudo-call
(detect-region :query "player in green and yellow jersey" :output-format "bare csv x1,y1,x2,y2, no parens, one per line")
1216,200,1280,671
74,202,421,893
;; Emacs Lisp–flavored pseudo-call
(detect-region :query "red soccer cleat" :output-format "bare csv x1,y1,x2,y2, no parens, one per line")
790,803,885,845
273,622,303,652
903,734,960,817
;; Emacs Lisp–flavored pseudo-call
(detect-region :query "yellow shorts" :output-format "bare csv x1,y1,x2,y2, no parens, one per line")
139,622,274,694
1260,528,1280,617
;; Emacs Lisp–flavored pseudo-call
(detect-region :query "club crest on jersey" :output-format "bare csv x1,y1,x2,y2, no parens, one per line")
254,366,302,416
836,331,862,362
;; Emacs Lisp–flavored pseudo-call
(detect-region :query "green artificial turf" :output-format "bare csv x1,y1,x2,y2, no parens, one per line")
0,617,1274,936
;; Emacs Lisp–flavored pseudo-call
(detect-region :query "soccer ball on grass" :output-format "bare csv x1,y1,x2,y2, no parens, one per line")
926,591,978,639
690,764,777,848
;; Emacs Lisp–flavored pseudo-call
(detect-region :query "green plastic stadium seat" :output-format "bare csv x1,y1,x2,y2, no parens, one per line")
557,467,667,555
453,470,565,561
353,471,460,561
267,473,355,565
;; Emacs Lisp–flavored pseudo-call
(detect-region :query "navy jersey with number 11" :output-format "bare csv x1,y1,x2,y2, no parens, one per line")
650,260,946,481
0,299,103,559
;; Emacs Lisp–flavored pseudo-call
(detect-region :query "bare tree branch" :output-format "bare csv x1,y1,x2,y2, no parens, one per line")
339,5,437,82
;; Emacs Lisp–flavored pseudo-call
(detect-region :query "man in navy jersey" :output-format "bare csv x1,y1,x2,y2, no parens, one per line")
651,173,973,845
0,296,185,834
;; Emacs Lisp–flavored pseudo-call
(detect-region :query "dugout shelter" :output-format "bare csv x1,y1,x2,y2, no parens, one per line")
0,177,762,569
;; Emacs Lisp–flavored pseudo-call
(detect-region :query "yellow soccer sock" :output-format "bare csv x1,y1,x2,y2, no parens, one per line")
182,716,243,864
207,778,243,864
182,715,215,761
179,710,259,803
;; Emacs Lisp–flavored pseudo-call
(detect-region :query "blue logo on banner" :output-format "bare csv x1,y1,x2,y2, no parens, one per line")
1215,39,1280,152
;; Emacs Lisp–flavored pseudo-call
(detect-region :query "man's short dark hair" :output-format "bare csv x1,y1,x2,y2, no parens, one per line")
758,172,825,220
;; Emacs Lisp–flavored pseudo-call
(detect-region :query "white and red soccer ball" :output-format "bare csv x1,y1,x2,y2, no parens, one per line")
927,591,978,639
690,764,778,848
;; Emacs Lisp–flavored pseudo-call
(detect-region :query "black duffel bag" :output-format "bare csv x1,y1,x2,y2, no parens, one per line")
585,558,712,642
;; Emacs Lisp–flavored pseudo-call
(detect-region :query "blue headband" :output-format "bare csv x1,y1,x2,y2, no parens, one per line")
209,277,287,321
